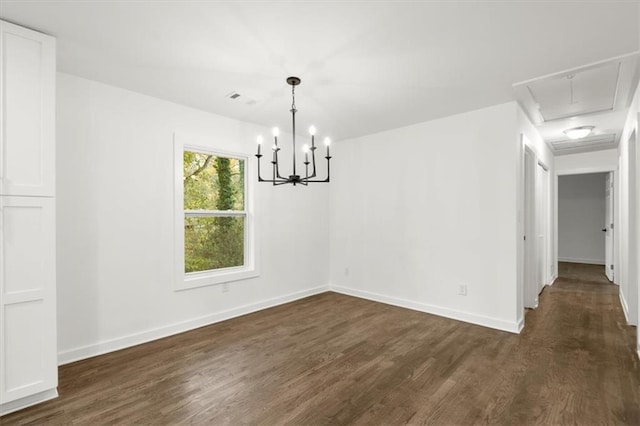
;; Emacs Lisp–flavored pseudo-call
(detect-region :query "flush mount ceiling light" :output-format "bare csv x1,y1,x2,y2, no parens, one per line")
255,76,331,186
564,126,594,140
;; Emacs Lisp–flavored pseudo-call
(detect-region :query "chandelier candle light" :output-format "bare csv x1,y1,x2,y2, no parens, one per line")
255,76,331,186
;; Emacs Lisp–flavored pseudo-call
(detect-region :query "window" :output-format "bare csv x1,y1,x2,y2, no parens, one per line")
175,135,256,290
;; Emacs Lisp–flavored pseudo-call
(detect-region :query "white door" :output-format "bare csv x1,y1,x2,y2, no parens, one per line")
524,148,537,308
537,162,549,293
605,172,614,282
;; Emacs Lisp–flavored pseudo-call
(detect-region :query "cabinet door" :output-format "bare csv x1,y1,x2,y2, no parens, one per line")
0,196,57,404
0,20,55,197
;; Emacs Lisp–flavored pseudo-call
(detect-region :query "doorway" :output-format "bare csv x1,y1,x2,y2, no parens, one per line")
557,172,611,280
523,143,552,311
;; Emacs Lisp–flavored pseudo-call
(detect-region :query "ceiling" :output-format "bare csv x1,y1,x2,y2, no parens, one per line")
1,1,639,142
514,54,640,156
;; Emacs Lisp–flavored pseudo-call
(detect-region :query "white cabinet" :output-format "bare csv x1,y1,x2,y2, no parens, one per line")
0,21,55,197
0,20,57,416
0,197,57,403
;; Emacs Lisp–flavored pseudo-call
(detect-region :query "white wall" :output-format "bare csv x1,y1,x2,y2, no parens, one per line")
558,173,607,264
555,149,618,173
617,79,640,328
56,73,330,363
636,3,640,359
329,102,521,332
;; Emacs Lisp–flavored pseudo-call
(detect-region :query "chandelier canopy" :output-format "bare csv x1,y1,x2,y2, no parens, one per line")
255,76,331,186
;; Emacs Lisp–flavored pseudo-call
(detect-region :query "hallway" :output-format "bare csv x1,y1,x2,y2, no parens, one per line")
515,261,639,423
1,263,638,424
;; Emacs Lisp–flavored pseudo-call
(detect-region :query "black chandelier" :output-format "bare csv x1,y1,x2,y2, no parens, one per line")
255,76,331,186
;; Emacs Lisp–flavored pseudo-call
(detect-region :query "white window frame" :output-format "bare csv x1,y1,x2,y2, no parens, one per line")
174,133,258,291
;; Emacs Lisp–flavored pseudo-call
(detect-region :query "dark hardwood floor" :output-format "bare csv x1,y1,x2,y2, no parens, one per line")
2,263,638,425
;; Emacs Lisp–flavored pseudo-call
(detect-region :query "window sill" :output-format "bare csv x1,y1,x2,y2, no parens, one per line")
176,266,259,291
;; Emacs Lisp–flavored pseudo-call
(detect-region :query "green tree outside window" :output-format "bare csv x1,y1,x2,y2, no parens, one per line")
183,151,245,273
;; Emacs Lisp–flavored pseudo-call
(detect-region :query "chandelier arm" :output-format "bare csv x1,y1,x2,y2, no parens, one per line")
274,150,286,180
301,156,330,183
257,177,292,183
308,146,317,178
256,154,265,182
256,154,288,184
301,178,330,183
272,156,277,186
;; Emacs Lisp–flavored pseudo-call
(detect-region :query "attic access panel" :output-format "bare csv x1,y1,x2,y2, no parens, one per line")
527,61,620,121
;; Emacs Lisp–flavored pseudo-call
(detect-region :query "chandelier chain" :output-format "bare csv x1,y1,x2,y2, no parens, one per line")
291,84,296,111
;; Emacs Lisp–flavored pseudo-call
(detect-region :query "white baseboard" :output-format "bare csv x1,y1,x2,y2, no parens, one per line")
330,285,521,334
516,316,525,333
0,388,58,417
548,274,558,286
58,285,330,365
619,290,631,324
558,257,605,265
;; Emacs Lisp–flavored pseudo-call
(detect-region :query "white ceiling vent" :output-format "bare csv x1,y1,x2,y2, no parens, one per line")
549,133,617,155
225,91,256,105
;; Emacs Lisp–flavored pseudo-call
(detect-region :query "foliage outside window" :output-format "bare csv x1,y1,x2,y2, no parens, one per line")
183,150,246,274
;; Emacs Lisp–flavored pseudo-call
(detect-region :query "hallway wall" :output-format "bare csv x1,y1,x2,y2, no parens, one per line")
617,74,639,328
558,173,607,265
555,150,618,173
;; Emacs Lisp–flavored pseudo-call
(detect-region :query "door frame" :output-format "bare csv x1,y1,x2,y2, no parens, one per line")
523,145,538,310
554,166,617,288
605,171,615,282
537,159,551,291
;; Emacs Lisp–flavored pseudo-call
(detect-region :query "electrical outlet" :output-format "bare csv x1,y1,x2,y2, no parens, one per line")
458,284,467,296
222,283,229,293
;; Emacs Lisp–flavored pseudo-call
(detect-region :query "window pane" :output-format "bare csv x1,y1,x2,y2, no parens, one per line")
183,151,244,211
184,216,245,273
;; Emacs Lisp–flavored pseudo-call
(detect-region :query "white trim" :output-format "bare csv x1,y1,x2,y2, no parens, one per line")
549,273,558,285
512,51,639,86
174,132,258,290
185,210,246,217
330,285,522,334
557,257,606,265
0,388,58,416
557,166,616,176
553,166,618,301
620,290,630,323
57,285,329,366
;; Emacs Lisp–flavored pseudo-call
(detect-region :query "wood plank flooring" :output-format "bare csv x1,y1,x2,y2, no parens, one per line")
2,262,638,425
